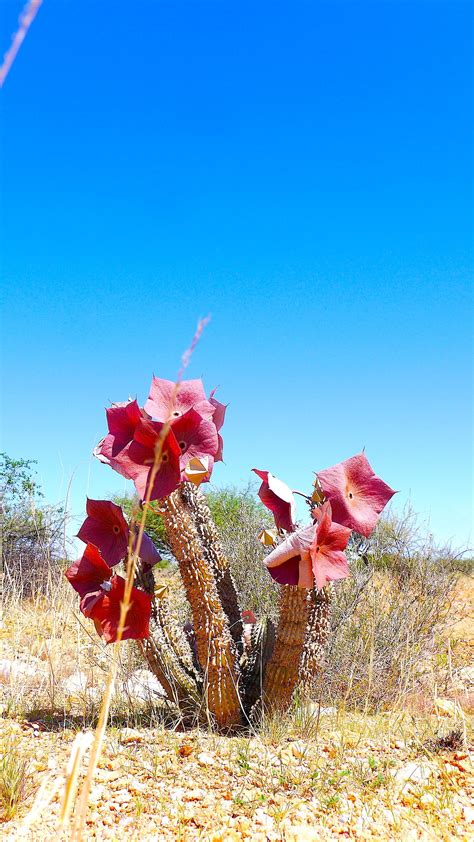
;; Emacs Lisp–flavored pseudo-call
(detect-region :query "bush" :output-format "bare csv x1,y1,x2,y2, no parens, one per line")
207,484,280,621
194,493,466,710
325,506,464,709
0,454,65,597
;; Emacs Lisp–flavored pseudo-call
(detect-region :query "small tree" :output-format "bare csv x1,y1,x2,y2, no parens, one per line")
0,453,64,597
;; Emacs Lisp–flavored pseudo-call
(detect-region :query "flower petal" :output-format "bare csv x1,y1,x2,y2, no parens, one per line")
253,469,296,532
85,575,151,643
77,499,130,567
317,453,396,537
65,544,111,600
145,377,215,421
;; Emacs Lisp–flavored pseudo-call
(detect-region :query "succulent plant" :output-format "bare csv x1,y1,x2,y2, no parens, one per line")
65,373,395,730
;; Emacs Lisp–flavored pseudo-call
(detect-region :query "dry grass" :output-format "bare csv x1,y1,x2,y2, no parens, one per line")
0,738,31,821
0,499,472,838
0,573,169,728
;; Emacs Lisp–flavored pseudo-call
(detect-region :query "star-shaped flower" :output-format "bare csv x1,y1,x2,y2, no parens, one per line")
65,544,151,643
77,498,161,568
264,502,351,590
317,453,396,537
145,377,215,422
310,502,351,590
171,408,218,480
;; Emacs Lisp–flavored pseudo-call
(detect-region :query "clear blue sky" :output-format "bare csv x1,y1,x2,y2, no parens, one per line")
1,1,472,549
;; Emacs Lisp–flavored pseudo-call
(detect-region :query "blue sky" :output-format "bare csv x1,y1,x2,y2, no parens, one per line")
1,1,472,549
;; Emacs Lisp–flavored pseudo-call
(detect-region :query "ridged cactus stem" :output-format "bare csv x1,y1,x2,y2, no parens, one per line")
300,585,333,693
263,586,310,713
181,484,243,649
139,624,202,722
160,488,242,730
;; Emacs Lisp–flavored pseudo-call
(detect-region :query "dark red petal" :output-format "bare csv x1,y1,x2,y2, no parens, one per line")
172,408,219,461
209,394,227,431
258,485,294,533
132,528,161,567
106,400,142,437
215,433,224,463
252,468,269,484
268,556,300,586
86,575,152,643
65,544,111,599
77,499,130,567
252,469,296,532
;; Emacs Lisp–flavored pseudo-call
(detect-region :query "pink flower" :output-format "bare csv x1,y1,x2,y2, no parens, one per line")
65,544,151,643
209,389,227,462
317,453,396,537
309,502,351,590
94,400,144,478
252,469,296,532
264,502,351,590
77,499,161,568
95,381,224,498
264,523,316,587
122,418,182,500
145,377,215,422
171,408,218,481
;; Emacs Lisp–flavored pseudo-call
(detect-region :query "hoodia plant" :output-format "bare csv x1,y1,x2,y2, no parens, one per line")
66,374,396,731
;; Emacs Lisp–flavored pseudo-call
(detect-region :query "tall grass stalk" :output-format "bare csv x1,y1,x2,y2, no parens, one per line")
69,317,210,839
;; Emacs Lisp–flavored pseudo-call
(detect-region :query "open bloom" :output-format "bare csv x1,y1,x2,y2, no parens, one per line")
121,418,183,500
94,400,145,478
65,544,151,643
77,499,161,568
264,523,316,587
171,408,218,479
252,469,296,532
95,385,222,498
317,453,396,537
310,502,351,590
264,502,351,590
145,376,215,422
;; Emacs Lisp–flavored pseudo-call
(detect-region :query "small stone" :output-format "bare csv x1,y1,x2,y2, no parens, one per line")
119,728,144,744
394,762,431,786
291,740,307,759
184,788,206,801
197,751,215,765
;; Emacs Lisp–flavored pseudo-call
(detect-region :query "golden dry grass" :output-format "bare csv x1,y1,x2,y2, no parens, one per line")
0,573,472,839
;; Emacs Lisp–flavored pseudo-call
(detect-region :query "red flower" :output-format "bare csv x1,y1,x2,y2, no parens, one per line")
94,400,144,478
172,408,218,481
264,523,316,587
122,418,182,500
317,453,396,537
77,499,161,568
145,377,215,422
95,382,224,499
264,502,351,590
252,469,296,532
77,499,129,567
65,544,151,643
309,502,351,590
